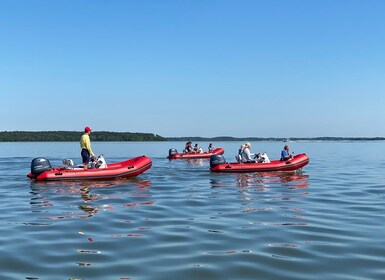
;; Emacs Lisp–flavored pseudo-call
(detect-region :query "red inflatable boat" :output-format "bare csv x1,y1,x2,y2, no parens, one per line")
27,155,152,181
167,147,224,159
210,153,309,173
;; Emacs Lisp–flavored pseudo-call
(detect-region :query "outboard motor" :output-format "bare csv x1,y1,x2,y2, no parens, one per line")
31,157,52,176
169,148,178,157
210,154,226,168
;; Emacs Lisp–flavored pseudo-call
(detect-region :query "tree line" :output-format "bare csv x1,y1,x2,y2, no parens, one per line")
1,132,384,142
0,131,167,142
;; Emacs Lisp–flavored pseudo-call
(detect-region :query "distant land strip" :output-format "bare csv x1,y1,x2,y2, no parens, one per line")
0,131,166,142
0,131,384,142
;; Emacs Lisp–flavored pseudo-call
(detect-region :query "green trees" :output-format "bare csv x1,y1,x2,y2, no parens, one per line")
0,131,166,142
1,132,383,142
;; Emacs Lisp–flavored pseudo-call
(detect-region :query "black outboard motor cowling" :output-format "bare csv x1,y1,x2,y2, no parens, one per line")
31,157,52,175
210,155,226,168
169,148,178,157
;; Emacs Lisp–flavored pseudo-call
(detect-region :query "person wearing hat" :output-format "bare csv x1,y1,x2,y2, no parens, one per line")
242,142,255,163
80,126,96,170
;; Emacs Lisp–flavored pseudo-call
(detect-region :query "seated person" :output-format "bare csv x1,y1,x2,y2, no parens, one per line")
254,152,270,163
236,144,245,163
193,143,203,153
242,143,255,163
280,145,294,161
208,143,214,152
184,141,193,153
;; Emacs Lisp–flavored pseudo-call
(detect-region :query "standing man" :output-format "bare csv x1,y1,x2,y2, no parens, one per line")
80,126,96,170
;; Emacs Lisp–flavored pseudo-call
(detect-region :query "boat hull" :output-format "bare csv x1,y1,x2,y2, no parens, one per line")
27,156,152,181
210,153,309,173
167,148,224,159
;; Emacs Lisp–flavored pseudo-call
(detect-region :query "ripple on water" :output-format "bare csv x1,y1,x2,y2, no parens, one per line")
1,142,385,279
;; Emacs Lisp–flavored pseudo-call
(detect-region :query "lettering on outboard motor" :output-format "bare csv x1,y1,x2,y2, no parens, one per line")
31,158,52,175
210,155,226,168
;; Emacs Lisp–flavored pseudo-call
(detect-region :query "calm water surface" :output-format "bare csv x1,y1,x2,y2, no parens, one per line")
0,141,384,280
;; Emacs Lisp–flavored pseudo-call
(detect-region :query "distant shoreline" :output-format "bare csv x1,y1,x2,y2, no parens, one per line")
167,136,385,142
0,131,384,142
0,131,166,142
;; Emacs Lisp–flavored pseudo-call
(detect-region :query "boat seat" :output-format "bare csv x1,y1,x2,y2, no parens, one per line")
62,159,75,169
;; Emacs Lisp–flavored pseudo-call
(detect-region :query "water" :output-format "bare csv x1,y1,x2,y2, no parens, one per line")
0,141,384,280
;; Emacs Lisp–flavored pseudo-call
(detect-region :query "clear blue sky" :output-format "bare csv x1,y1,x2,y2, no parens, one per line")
1,0,384,137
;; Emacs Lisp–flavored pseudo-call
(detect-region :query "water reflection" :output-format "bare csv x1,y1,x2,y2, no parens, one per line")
210,171,309,190
78,186,99,217
185,158,206,166
30,177,152,193
29,178,152,219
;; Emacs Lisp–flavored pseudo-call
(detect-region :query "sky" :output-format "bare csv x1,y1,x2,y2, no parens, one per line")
1,0,384,138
